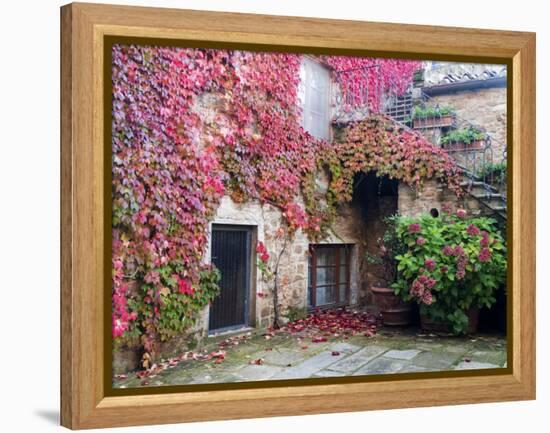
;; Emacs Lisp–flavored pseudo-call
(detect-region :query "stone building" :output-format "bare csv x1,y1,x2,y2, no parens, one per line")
114,58,506,373
421,62,507,150
412,62,507,184
201,58,478,337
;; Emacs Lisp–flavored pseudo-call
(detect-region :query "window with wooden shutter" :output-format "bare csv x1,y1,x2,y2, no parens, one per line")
301,58,330,140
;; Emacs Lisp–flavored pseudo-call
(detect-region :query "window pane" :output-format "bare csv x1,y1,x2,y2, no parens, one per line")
301,59,329,140
311,88,325,111
339,265,348,284
316,285,336,306
316,248,336,266
316,266,336,286
310,113,326,139
340,248,348,264
339,284,347,303
308,244,353,308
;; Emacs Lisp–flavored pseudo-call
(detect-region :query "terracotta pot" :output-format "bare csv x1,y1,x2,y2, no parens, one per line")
445,139,485,151
413,115,454,129
420,307,480,334
371,286,413,326
467,139,485,150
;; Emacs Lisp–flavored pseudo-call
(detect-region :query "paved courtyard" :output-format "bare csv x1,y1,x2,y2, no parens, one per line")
113,327,507,388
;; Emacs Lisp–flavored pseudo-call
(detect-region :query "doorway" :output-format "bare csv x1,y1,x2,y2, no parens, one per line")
209,225,253,332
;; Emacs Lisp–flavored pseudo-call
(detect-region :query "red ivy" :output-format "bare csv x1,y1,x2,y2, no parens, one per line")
111,45,457,345
328,115,463,203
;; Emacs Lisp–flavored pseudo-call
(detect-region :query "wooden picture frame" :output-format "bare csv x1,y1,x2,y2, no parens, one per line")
61,2,535,429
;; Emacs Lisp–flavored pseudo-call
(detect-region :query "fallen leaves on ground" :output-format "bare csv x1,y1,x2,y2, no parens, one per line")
281,308,381,343
119,334,250,382
116,309,381,381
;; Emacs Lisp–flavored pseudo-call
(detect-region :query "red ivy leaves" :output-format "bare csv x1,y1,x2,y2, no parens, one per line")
329,115,463,203
111,45,455,346
323,56,420,112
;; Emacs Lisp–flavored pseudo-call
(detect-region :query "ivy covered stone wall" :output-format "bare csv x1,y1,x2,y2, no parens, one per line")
111,43,463,373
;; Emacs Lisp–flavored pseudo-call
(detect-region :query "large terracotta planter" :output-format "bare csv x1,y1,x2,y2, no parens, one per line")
371,286,413,326
420,307,480,334
413,115,455,129
444,139,485,151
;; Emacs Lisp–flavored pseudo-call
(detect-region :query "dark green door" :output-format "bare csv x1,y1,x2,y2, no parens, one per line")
209,226,251,332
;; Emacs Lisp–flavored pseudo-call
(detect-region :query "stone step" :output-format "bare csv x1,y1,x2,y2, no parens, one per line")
491,205,507,213
472,192,505,201
463,183,507,219
461,182,498,196
474,196,506,210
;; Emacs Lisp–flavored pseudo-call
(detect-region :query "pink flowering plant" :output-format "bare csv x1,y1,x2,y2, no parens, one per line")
255,241,273,281
392,208,506,334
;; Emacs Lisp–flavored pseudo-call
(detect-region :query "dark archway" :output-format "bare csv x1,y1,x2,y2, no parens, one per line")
351,172,398,307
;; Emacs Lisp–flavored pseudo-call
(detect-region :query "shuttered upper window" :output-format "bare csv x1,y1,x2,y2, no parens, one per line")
301,58,330,140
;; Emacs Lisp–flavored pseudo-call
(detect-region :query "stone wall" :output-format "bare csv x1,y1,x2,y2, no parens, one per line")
255,201,310,328
398,180,484,219
209,196,368,330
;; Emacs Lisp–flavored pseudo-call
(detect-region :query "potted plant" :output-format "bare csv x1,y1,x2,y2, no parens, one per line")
441,127,487,151
366,216,414,326
412,105,456,129
412,69,425,87
477,161,507,186
392,208,506,335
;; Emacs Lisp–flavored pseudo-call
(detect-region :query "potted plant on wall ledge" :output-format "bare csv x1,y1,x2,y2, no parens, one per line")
412,105,456,129
441,126,487,151
391,207,507,335
366,216,414,326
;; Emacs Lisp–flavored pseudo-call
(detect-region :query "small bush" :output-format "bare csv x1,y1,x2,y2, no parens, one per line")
441,127,486,146
412,105,455,119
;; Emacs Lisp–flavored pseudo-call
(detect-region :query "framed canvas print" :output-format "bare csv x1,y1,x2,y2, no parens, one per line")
60,2,536,429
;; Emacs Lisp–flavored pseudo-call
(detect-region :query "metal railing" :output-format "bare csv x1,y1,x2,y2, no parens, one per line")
415,90,507,205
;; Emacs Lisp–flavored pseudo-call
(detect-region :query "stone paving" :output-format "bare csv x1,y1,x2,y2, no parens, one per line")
113,327,507,388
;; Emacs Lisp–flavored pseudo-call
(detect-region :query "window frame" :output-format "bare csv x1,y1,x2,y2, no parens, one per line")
308,244,352,309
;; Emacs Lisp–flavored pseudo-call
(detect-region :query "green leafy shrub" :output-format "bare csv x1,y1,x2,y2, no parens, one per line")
412,105,455,119
477,162,507,184
392,208,506,334
124,264,221,348
441,127,486,146
284,306,308,323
